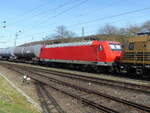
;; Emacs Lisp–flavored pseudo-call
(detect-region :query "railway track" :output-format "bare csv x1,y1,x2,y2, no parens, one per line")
35,82,66,113
15,64,150,94
24,72,121,113
1,61,150,94
1,62,150,112
4,65,150,113
29,71,150,112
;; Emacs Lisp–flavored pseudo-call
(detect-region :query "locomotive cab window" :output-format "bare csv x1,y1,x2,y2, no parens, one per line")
109,43,122,51
129,43,134,50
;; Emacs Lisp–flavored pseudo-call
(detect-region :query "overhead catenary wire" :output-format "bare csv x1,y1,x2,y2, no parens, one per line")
5,0,84,46
31,0,80,19
76,0,123,18
8,0,78,26
67,6,150,27
29,0,89,29
52,0,89,18
6,0,85,44
5,1,150,47
21,5,150,41
8,0,53,25
17,0,120,38
17,0,90,40
25,4,150,33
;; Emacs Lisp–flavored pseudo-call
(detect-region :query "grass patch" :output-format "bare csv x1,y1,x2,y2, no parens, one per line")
0,76,40,113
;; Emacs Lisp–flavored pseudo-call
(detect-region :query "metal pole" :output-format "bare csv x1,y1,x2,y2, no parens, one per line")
15,34,18,46
82,27,85,37
14,30,21,46
82,27,85,41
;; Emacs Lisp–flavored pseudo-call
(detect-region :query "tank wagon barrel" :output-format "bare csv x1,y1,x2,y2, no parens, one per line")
0,45,42,60
14,45,42,59
0,47,15,59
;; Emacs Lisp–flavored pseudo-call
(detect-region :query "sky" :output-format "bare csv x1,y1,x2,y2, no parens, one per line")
0,0,150,47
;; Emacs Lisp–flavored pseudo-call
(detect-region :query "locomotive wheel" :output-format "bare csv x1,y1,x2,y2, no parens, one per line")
136,68,143,75
127,68,135,75
96,66,110,73
80,65,87,71
135,68,149,78
93,67,101,73
142,74,149,78
141,70,150,78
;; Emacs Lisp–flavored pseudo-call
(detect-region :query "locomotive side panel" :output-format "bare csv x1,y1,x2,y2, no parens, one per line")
121,36,150,64
40,45,98,64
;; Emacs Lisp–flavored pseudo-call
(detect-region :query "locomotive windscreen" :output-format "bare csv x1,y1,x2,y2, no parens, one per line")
109,43,122,51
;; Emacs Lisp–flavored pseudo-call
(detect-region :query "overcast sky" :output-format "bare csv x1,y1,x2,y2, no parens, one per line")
0,0,150,47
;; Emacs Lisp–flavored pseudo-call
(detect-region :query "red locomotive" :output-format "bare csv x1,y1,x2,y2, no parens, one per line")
40,40,122,66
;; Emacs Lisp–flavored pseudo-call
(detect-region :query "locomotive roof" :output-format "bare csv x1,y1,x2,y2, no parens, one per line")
45,41,94,48
45,40,120,48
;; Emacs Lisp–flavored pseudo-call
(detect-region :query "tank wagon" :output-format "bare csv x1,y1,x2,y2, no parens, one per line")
0,45,42,61
14,45,42,60
0,47,15,59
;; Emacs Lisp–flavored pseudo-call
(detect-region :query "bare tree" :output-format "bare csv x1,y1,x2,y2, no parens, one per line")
54,25,76,39
117,28,128,35
141,21,150,30
126,24,141,36
55,25,67,38
98,24,118,35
